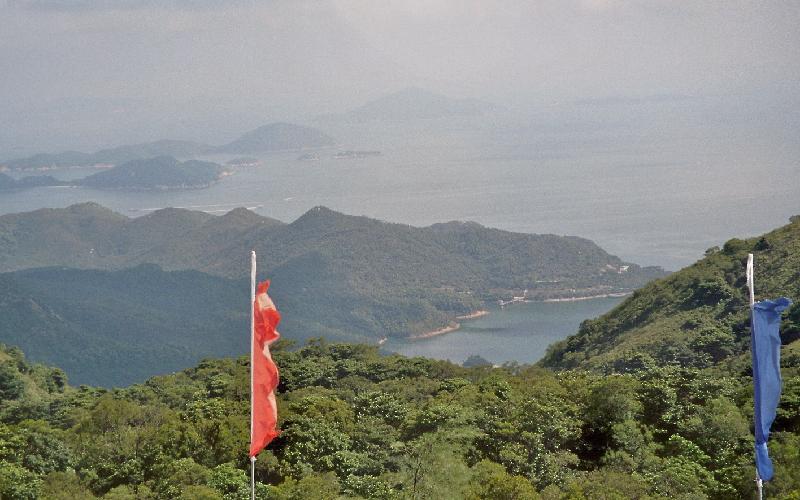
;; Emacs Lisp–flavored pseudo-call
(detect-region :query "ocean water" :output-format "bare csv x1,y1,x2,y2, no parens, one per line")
3,121,797,271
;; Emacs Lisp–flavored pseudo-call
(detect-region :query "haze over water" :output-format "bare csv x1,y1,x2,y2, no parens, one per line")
2,105,797,271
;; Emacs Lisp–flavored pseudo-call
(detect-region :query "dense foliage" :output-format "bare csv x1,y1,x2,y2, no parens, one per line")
542,216,800,371
0,265,250,386
0,340,798,499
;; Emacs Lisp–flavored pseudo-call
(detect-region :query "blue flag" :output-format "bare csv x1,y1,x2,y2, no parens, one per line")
751,297,792,481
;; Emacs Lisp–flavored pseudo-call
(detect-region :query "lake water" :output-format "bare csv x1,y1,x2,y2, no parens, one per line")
381,296,625,366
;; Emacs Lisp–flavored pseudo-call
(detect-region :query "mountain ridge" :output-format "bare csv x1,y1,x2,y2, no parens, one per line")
0,203,664,351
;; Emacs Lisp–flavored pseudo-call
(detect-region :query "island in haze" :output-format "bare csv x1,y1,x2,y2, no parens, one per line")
0,172,63,190
77,156,225,190
0,139,213,171
213,122,335,154
1,121,335,171
1,156,228,192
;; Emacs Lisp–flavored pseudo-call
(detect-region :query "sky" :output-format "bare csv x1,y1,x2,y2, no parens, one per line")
1,0,798,153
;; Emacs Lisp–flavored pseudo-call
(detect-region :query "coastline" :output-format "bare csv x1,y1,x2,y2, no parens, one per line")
406,294,626,342
543,292,631,303
409,322,460,340
456,309,489,320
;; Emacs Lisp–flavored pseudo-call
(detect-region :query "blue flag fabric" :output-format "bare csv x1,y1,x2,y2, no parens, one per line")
751,297,792,481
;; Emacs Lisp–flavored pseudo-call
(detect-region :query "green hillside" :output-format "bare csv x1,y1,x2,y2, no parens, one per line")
0,265,249,386
541,216,800,370
0,340,798,499
0,203,664,342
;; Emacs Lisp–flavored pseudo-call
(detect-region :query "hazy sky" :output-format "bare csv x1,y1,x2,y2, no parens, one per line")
1,0,798,152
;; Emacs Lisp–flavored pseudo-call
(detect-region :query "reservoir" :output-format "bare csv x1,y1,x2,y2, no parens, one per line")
381,296,625,366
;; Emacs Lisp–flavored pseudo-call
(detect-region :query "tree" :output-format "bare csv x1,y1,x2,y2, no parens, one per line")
464,460,539,500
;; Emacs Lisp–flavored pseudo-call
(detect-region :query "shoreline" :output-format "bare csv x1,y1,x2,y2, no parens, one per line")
542,292,631,303
409,322,460,340
456,309,489,320
406,294,628,342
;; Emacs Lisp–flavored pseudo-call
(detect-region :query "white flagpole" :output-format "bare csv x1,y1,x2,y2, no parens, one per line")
747,253,763,500
250,251,257,500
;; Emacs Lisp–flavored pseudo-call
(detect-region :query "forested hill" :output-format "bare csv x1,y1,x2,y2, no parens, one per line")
541,215,800,371
0,265,250,386
1,340,799,498
0,203,663,298
0,204,664,381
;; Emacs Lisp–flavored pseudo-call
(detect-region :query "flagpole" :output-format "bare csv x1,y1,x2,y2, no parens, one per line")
250,251,257,500
747,253,763,500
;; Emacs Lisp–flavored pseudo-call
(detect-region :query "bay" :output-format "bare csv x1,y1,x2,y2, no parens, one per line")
381,297,626,366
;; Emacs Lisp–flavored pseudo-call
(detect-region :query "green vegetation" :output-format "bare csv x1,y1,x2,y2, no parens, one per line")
0,203,663,382
78,156,224,190
542,216,800,371
0,265,250,386
0,339,798,499
0,216,798,498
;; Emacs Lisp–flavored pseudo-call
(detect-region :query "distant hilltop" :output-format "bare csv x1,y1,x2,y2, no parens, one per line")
79,156,225,190
213,122,335,155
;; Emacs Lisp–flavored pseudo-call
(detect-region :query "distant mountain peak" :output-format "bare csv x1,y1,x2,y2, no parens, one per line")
220,207,280,226
214,122,335,154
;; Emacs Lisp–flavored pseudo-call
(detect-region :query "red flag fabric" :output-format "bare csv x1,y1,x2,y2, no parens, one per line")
250,280,281,457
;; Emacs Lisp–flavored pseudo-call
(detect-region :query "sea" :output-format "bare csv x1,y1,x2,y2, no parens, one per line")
2,103,797,365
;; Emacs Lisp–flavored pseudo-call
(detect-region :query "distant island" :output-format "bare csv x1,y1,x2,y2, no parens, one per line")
1,140,212,171
77,156,225,190
0,172,63,190
1,122,335,171
0,156,227,192
213,122,335,154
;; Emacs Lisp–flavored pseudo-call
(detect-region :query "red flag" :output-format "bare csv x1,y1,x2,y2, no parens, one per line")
250,280,281,457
